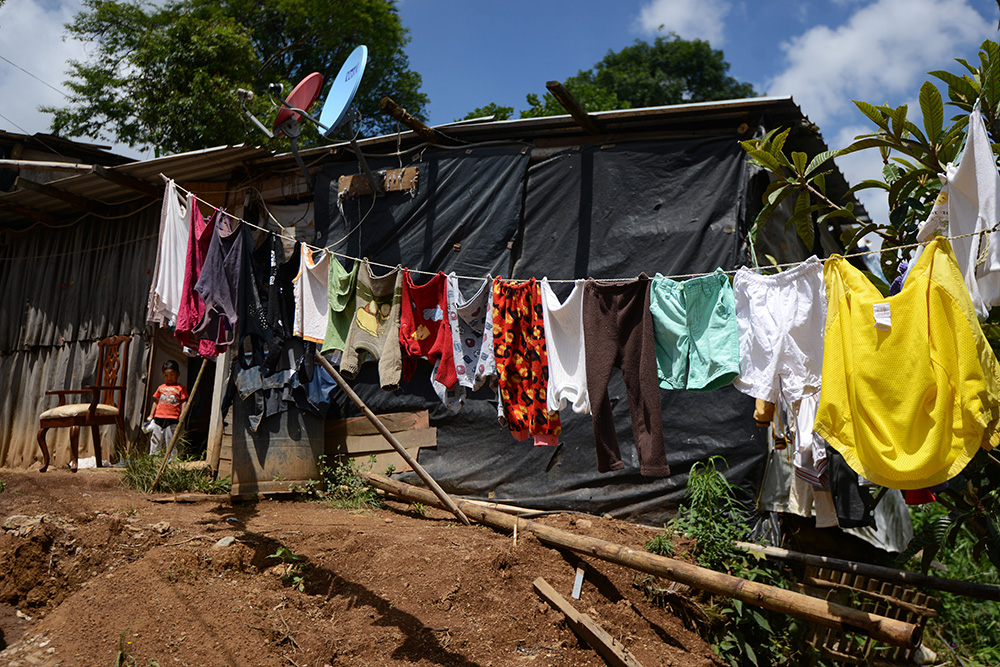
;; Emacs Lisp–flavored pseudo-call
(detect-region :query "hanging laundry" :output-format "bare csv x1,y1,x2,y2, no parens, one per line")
540,278,590,414
340,260,405,391
321,256,360,355
264,240,300,369
292,244,330,345
582,274,669,477
443,273,496,411
915,108,1000,319
147,178,193,326
399,269,459,393
174,202,221,357
493,278,562,444
815,237,1000,490
733,256,826,405
650,269,739,392
193,212,245,347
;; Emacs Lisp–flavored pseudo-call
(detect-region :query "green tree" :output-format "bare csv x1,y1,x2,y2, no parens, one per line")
459,103,515,122
465,34,755,121
44,0,427,155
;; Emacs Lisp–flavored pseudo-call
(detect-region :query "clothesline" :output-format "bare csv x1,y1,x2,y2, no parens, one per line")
169,179,971,284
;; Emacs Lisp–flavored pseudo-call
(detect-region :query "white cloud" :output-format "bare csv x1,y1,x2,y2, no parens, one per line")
635,0,731,45
767,0,994,127
0,0,144,158
0,1,83,135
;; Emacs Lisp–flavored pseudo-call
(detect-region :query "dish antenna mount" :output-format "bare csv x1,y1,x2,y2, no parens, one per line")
237,45,380,194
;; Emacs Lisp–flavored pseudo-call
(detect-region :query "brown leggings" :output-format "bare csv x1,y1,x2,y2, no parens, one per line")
583,275,669,477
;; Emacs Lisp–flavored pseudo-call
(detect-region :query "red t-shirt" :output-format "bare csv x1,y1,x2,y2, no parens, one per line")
398,270,458,388
153,383,189,420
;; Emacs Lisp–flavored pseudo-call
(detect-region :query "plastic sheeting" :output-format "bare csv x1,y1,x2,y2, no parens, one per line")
316,137,764,524
0,207,158,467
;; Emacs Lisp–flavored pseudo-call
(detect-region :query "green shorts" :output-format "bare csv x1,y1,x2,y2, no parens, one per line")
650,269,739,391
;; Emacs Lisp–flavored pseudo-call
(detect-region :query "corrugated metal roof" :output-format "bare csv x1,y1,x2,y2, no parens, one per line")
1,96,864,227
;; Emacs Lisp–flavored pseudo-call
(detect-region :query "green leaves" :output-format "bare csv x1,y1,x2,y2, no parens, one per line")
44,0,428,152
920,81,944,145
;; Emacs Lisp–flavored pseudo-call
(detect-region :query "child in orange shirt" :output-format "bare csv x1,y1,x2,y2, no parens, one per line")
146,359,188,457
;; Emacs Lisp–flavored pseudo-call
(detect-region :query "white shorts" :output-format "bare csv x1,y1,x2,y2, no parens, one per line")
733,257,826,404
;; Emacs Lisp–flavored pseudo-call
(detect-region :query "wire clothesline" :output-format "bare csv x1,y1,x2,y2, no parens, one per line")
166,178,965,284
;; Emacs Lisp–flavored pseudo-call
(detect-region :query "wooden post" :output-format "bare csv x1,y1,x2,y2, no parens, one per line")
151,361,208,492
314,351,470,526
736,541,1000,602
546,81,604,135
361,471,922,649
379,97,454,145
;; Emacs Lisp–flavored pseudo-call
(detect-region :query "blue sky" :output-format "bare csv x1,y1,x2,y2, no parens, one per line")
1,0,998,223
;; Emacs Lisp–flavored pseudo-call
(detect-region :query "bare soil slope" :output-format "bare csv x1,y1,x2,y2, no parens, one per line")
0,468,720,667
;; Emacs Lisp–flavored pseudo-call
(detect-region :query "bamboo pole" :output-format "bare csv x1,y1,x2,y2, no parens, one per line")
314,351,470,526
151,361,208,492
736,541,1000,602
361,470,922,649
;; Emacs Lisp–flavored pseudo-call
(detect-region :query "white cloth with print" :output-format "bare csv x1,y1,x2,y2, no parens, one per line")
292,244,330,344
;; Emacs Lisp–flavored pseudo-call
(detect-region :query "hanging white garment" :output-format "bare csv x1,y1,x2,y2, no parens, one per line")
540,278,590,414
292,244,330,344
916,108,1000,318
147,179,192,327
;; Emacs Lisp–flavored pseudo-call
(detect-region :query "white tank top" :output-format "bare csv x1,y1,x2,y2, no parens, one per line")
540,278,590,414
292,244,330,344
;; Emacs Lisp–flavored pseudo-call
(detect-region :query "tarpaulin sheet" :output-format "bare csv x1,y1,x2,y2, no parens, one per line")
316,137,764,524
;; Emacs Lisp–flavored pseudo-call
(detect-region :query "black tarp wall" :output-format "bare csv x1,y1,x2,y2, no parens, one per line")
314,136,764,525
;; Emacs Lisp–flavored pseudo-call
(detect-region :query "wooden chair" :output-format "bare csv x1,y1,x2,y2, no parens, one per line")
36,335,131,472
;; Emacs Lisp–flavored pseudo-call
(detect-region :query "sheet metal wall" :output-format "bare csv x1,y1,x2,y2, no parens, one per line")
0,206,158,468
315,138,765,524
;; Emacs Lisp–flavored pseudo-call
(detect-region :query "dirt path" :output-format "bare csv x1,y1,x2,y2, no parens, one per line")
0,468,719,667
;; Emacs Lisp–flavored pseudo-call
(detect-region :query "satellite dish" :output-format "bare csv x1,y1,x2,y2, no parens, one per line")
235,45,379,195
274,71,324,133
318,45,368,137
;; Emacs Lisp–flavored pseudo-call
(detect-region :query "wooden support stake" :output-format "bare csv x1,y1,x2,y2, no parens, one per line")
736,541,1000,602
379,97,453,145
314,351,470,526
534,577,644,667
362,471,922,649
546,81,604,135
151,361,208,492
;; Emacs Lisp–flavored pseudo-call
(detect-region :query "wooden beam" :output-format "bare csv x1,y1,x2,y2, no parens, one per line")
546,81,603,135
380,97,453,145
534,577,644,667
14,177,103,213
0,159,94,173
363,471,922,649
0,200,59,224
91,164,162,198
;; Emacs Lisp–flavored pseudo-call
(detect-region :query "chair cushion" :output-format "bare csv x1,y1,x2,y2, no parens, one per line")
40,403,119,421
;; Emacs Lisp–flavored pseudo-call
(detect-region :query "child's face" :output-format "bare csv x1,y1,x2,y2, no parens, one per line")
162,369,179,384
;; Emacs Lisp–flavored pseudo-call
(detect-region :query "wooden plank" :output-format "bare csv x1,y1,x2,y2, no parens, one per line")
338,166,419,198
533,577,644,667
332,428,437,454
328,410,430,438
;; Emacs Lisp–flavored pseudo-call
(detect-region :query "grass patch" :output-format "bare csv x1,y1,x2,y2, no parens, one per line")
120,452,229,494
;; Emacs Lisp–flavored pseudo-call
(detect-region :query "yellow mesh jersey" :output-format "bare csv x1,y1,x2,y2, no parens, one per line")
814,237,1000,490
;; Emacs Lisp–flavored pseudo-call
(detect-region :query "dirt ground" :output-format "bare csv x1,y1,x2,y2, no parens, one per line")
0,468,722,667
